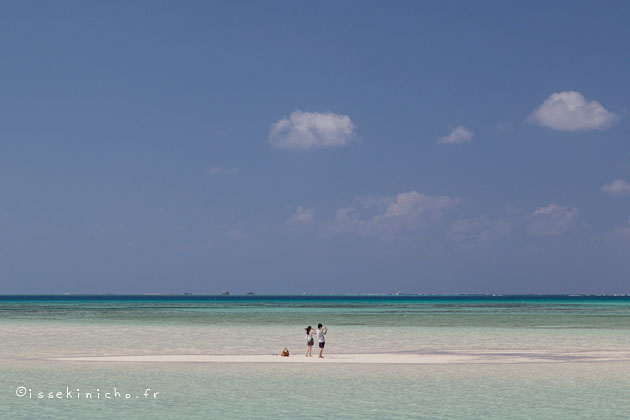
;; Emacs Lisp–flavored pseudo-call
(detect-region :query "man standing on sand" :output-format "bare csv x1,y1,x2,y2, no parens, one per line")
316,323,327,358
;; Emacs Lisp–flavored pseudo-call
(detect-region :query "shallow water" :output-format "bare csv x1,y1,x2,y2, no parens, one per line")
2,295,629,419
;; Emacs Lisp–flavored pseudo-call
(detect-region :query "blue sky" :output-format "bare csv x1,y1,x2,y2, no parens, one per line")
1,1,629,294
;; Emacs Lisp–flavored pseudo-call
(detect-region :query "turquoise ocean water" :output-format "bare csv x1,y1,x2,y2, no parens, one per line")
1,295,630,419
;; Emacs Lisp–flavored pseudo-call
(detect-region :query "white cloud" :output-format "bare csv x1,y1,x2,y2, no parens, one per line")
437,126,474,144
602,179,630,196
528,91,616,131
527,204,578,236
269,110,357,150
327,190,460,238
288,206,314,225
205,165,238,176
448,216,511,247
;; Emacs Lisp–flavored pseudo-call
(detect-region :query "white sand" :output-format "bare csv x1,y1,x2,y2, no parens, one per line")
48,350,630,364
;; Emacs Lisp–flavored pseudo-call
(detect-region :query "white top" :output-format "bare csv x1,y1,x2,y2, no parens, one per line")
316,328,326,343
306,331,313,341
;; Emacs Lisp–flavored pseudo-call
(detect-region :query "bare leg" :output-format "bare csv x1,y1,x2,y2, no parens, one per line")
319,346,324,358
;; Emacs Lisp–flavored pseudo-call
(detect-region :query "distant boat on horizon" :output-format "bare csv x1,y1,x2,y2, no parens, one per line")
221,290,230,296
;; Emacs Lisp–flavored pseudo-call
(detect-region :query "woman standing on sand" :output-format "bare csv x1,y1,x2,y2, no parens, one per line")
305,326,314,357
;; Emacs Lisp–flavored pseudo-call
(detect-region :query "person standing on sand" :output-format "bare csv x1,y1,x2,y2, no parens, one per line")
305,326,314,357
316,323,327,358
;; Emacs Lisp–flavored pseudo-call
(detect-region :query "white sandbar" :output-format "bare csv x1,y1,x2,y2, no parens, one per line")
48,350,630,364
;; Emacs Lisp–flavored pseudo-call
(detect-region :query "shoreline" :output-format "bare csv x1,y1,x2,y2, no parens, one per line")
47,350,630,365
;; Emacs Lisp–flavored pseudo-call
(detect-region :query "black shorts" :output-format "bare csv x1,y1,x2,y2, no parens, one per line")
318,342,325,349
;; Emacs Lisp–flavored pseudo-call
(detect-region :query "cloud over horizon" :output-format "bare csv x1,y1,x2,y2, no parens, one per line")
602,179,630,196
437,126,474,144
227,228,248,240
528,91,616,131
269,110,357,150
608,219,630,242
527,204,578,236
288,206,314,225
448,215,512,248
325,190,460,238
